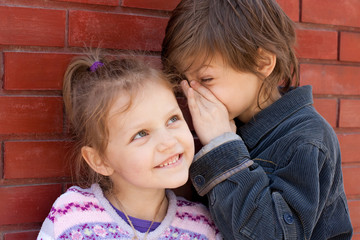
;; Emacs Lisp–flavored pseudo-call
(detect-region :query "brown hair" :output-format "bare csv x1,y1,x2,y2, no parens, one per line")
161,0,299,101
63,51,172,192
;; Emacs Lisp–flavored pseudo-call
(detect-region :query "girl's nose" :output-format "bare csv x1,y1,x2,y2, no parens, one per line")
156,131,178,152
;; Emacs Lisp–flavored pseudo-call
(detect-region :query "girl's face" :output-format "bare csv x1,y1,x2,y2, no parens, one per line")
184,53,276,123
104,80,194,192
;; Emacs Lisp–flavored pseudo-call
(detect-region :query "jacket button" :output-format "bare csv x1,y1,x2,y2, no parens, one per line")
283,212,294,225
194,175,205,187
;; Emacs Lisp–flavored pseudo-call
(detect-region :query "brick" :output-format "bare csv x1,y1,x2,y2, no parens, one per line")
68,11,168,51
300,64,360,96
295,29,338,60
55,0,118,6
0,146,3,180
348,200,360,232
340,32,360,62
0,184,62,225
4,52,75,90
343,166,360,196
4,141,72,179
4,231,39,240
122,0,180,11
339,99,360,128
0,97,63,134
0,52,3,79
338,133,360,164
313,98,337,128
276,0,299,22
0,6,65,47
302,0,360,28
353,233,360,240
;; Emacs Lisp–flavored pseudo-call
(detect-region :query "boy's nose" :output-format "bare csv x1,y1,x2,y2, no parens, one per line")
156,131,178,152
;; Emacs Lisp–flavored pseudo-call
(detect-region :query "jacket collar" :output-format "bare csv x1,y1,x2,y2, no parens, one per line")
237,85,314,149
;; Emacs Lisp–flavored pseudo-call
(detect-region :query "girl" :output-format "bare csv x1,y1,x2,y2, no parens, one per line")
37,52,221,240
161,0,353,239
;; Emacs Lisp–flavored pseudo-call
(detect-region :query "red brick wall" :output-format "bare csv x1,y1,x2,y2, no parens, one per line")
0,0,359,239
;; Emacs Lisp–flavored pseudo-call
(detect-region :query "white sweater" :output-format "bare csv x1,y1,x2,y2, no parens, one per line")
37,184,222,240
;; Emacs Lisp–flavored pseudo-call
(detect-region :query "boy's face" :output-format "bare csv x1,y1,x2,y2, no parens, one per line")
184,54,264,123
104,80,194,192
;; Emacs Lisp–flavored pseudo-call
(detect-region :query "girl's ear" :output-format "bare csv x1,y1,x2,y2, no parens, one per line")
257,48,276,78
81,146,114,176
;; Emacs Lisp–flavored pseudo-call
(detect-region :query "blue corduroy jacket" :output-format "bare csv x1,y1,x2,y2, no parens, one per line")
190,85,353,239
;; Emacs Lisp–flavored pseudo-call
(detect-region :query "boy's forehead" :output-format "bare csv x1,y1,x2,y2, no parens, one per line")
181,54,213,73
182,53,224,75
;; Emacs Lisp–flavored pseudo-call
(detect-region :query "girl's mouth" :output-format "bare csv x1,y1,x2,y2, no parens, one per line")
157,154,182,168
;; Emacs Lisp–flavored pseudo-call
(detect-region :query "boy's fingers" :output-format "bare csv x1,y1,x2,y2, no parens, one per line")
182,80,208,110
181,80,190,98
187,87,201,117
190,81,218,102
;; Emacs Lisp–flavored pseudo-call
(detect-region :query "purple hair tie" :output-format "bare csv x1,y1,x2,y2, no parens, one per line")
89,61,104,72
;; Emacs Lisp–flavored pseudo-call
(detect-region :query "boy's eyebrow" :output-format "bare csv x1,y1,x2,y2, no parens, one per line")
187,64,214,75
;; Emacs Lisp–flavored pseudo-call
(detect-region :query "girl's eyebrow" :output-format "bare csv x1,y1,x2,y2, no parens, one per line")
124,105,181,132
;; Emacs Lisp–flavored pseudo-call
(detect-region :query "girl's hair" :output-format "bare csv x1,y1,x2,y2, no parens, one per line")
63,51,172,192
161,0,299,102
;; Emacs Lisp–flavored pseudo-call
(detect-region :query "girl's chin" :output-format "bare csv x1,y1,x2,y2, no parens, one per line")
165,174,189,189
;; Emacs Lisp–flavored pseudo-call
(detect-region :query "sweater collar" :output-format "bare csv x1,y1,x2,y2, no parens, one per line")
237,85,313,149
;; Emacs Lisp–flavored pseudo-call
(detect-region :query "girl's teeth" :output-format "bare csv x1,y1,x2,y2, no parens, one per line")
159,155,179,168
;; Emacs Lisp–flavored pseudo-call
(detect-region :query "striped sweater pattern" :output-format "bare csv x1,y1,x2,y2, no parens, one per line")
37,184,222,240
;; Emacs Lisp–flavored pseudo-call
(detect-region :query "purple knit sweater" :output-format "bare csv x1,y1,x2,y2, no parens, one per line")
37,184,222,240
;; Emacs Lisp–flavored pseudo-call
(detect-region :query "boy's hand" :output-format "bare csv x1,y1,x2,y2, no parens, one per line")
181,80,235,145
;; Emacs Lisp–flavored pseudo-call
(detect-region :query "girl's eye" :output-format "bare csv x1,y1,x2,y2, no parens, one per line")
133,130,148,140
168,115,179,125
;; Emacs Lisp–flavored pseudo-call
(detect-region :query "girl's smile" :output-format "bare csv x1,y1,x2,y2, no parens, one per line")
156,153,183,168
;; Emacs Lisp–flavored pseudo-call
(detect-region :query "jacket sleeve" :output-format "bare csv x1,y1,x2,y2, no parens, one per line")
190,134,333,240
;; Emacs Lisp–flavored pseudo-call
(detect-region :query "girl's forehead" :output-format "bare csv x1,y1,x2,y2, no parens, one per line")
107,91,132,121
107,80,177,130
108,79,173,120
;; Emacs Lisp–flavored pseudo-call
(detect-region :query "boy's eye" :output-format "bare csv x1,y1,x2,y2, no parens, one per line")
133,130,148,140
168,115,179,125
200,78,213,83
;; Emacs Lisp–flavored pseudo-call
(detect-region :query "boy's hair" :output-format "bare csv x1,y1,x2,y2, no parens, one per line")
63,51,172,192
162,0,299,100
